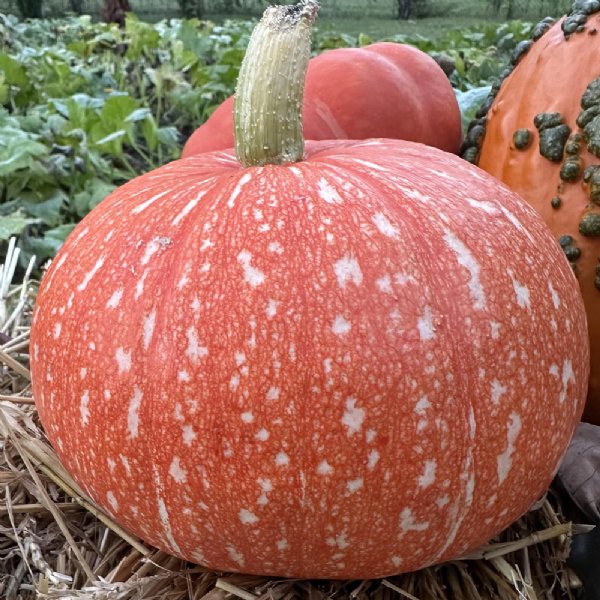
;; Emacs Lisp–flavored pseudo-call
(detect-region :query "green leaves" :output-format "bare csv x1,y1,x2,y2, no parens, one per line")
0,12,533,276
0,211,38,242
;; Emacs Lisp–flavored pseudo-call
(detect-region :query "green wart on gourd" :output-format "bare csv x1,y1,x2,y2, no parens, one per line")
584,165,600,203
534,112,571,162
559,234,583,268
579,212,600,236
513,129,532,150
562,0,600,37
578,76,600,157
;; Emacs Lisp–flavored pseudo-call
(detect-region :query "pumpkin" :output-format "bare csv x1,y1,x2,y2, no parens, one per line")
30,0,588,580
181,41,462,158
463,2,600,424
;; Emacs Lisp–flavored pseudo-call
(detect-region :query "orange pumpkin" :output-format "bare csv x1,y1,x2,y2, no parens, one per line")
30,1,589,579
182,42,462,158
464,5,600,423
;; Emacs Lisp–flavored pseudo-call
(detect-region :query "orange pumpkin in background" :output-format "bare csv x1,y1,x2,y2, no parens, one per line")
464,3,600,423
182,41,463,158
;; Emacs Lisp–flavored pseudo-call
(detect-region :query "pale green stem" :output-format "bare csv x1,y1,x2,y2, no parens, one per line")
234,0,319,167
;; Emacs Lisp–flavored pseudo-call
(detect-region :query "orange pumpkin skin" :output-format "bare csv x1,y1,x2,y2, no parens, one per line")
181,42,462,158
473,10,600,423
30,139,588,579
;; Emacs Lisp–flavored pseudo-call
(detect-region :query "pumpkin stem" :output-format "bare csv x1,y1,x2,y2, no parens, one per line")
234,0,319,167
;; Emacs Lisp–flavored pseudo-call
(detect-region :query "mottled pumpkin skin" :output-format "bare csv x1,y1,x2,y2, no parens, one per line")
31,140,588,579
476,13,600,424
181,42,462,158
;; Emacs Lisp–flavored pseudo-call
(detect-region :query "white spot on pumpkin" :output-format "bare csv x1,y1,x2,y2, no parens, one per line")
417,306,435,341
255,428,270,441
490,321,501,339
77,256,105,292
131,190,169,214
276,539,288,551
366,429,377,444
332,315,351,336
239,508,259,525
367,450,380,470
169,456,187,483
317,178,342,204
186,327,208,364
466,198,500,214
241,411,254,423
134,272,147,300
178,370,190,382
559,359,575,405
509,271,531,309
549,364,559,377
237,250,265,287
334,255,363,288
230,374,240,391
418,460,437,488
172,191,205,226
415,396,431,415
443,230,486,310
227,545,245,567
341,397,365,436
268,241,284,254
115,347,132,373
548,281,561,309
327,532,349,550
227,173,252,208
119,455,131,476
266,386,280,401
266,299,279,318
53,322,62,339
395,272,417,286
158,497,181,554
107,457,116,473
391,556,402,567
346,478,364,494
200,238,214,252
80,367,87,379
143,310,156,350
107,491,119,512
491,380,508,405
402,187,431,203
497,412,522,484
182,425,197,446
275,451,289,467
317,460,334,475
80,390,90,426
436,495,450,508
323,358,333,374
372,212,399,238
376,274,393,294
499,206,534,242
141,237,171,266
104,389,111,400
399,508,429,533
127,386,143,439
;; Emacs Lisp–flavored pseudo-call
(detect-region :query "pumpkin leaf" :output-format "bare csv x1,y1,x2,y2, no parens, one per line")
72,178,116,217
0,211,38,241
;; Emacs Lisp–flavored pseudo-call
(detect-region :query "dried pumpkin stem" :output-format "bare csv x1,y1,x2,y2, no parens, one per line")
234,0,319,166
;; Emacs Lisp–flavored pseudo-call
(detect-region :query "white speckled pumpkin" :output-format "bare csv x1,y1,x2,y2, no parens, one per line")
30,0,589,580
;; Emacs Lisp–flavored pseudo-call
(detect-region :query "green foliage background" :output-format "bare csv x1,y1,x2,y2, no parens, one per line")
0,12,535,272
